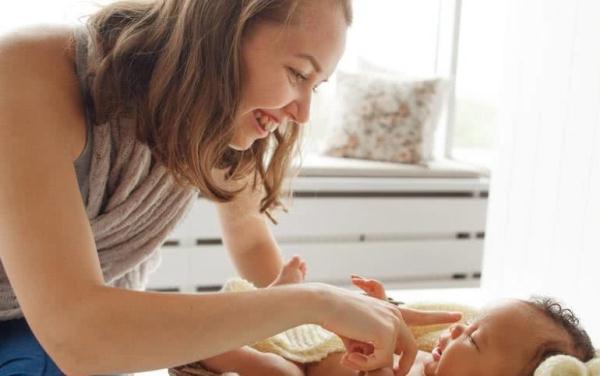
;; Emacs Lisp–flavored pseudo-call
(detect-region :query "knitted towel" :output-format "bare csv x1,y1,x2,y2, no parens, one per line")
222,278,346,363
169,284,597,376
223,279,481,361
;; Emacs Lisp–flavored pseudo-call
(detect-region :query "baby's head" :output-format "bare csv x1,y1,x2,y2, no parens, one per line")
424,297,595,376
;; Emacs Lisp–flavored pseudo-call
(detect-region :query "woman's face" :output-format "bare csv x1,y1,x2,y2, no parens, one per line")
228,2,348,151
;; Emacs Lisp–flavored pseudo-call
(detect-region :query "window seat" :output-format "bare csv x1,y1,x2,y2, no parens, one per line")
297,154,490,179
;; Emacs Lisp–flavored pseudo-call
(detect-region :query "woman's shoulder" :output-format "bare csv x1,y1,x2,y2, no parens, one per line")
0,24,86,164
0,24,78,80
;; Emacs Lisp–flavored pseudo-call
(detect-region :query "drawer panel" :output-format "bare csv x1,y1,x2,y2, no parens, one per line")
147,239,483,289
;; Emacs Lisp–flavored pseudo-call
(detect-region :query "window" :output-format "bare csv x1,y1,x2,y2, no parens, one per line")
306,0,500,169
452,0,505,168
304,0,468,163
2,0,497,168
303,0,448,155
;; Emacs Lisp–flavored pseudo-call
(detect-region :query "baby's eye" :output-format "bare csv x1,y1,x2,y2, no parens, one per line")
468,333,480,352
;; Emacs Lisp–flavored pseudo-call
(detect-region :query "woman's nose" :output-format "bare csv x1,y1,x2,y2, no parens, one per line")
284,94,312,124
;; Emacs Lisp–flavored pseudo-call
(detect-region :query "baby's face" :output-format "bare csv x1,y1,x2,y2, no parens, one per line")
422,300,577,376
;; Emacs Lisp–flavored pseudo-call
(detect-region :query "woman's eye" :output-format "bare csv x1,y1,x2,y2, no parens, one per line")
288,68,308,83
288,67,321,93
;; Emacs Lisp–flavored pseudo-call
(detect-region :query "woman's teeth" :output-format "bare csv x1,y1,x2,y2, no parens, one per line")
255,112,278,132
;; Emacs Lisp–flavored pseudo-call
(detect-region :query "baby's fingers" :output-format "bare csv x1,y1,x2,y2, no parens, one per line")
351,275,386,299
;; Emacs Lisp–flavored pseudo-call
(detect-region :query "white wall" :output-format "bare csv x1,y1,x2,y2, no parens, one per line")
482,0,600,343
0,0,112,33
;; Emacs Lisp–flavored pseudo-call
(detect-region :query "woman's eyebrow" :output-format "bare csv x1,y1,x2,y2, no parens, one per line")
294,53,322,73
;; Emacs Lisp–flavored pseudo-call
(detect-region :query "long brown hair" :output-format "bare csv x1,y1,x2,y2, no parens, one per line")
81,0,352,223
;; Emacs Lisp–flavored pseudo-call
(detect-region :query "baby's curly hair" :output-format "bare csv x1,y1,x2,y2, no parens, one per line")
527,296,596,363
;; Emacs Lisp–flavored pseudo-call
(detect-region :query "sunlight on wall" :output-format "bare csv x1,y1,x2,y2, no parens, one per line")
483,0,600,344
0,0,116,33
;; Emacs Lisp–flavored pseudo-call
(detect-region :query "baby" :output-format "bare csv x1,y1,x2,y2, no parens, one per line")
197,257,596,376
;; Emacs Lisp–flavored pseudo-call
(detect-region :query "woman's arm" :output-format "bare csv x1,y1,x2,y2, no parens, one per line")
215,170,283,287
0,27,460,376
0,31,313,375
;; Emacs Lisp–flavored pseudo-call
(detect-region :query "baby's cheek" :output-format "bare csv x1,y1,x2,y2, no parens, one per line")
434,342,472,376
437,332,451,348
423,360,438,376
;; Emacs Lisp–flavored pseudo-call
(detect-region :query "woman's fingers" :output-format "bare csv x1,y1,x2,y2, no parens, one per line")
343,338,375,355
341,343,395,372
398,308,462,326
337,315,396,372
391,313,418,376
318,283,440,374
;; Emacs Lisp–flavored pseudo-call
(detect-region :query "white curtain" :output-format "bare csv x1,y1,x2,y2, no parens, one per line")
482,0,600,343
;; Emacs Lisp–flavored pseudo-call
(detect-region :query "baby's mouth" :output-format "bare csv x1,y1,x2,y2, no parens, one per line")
432,346,443,361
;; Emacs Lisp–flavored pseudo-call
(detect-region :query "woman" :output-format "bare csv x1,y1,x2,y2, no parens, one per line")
0,1,460,375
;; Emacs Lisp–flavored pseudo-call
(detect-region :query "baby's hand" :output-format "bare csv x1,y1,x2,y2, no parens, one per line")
351,274,387,299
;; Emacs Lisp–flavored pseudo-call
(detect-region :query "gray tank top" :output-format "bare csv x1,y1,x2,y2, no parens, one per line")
72,27,94,204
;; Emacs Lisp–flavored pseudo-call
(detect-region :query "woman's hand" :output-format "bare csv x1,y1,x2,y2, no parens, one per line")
310,277,461,376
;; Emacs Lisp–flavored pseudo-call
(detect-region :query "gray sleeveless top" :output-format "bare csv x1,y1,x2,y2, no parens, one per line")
0,26,198,323
72,25,95,203
73,96,93,204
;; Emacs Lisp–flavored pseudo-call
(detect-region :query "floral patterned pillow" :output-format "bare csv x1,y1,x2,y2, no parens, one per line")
322,71,447,164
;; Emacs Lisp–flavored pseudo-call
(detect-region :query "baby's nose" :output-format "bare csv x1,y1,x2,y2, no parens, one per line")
437,333,450,349
449,323,466,339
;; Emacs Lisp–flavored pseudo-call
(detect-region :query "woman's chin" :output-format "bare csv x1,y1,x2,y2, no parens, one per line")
227,142,249,151
227,137,254,151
